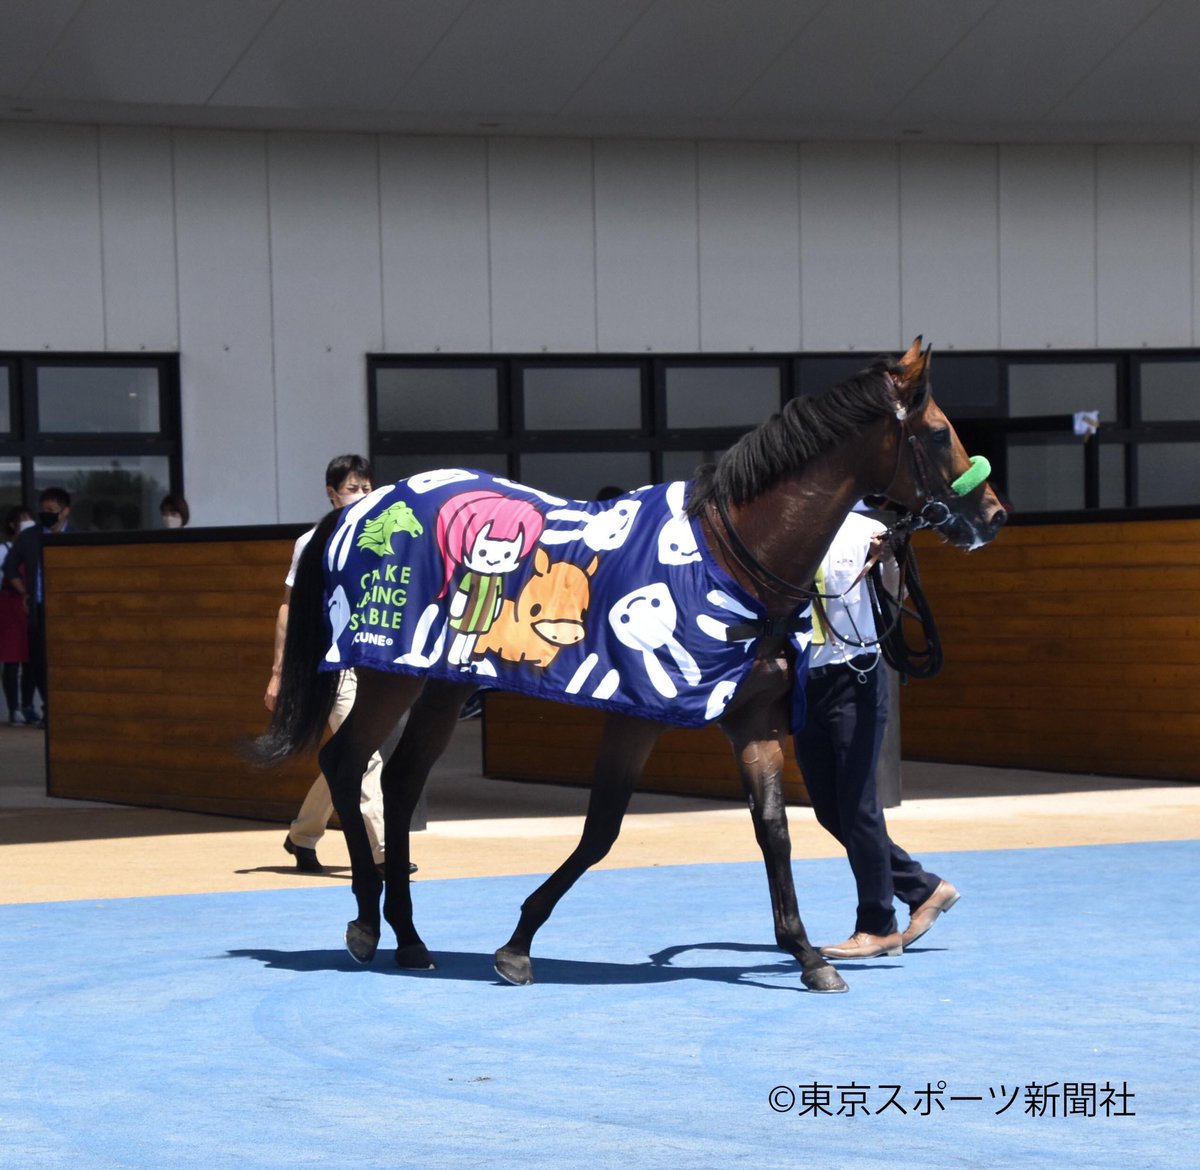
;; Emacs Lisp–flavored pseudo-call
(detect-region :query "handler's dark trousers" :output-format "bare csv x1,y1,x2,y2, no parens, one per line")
794,660,940,937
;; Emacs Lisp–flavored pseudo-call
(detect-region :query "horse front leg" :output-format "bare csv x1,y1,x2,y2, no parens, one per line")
380,679,477,969
319,670,423,964
495,712,662,986
724,714,847,994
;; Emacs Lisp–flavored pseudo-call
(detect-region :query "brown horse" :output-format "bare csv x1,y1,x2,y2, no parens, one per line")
257,339,1005,993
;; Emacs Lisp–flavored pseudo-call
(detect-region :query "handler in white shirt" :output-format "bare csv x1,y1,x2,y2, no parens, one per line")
794,508,959,960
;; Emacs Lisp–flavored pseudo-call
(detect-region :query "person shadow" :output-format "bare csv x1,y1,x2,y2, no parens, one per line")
224,940,899,991
233,865,352,880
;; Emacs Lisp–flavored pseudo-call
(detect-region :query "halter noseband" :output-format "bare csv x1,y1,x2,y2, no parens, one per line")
886,400,992,540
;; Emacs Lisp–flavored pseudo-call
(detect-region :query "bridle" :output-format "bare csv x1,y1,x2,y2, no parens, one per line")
706,391,980,603
878,374,991,539
702,387,988,674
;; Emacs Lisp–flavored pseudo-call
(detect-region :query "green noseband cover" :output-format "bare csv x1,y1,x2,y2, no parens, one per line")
950,454,991,497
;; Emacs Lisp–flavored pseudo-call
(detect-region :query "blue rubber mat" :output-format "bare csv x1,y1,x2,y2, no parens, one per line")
1,841,1195,1169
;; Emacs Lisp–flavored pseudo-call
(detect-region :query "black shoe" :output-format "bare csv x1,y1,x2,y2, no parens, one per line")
283,835,324,874
374,861,419,878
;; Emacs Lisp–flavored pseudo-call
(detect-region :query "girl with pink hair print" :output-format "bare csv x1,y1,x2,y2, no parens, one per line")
435,490,545,666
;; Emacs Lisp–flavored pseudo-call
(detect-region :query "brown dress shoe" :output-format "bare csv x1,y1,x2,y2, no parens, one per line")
902,880,961,947
818,930,903,959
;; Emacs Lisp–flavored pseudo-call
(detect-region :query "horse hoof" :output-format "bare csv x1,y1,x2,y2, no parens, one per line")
494,946,534,986
395,942,435,970
345,920,380,965
803,964,849,993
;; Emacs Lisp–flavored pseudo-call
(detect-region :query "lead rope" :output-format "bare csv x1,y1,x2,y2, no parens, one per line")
810,533,914,677
865,534,944,682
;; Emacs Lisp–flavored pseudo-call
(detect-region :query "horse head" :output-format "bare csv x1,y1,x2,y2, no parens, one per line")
876,337,1007,551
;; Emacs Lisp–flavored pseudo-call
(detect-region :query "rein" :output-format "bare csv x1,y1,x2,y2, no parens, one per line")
866,539,944,681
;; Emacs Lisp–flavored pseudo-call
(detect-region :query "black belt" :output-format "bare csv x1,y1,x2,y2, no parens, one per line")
808,654,878,679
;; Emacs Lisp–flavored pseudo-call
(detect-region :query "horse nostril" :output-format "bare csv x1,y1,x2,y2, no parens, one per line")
989,508,1008,532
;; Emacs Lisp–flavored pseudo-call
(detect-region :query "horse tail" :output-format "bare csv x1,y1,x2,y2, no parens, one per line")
252,509,342,764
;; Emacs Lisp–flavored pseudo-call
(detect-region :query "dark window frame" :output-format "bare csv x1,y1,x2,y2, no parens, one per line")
0,352,183,520
367,348,1200,521
369,353,792,490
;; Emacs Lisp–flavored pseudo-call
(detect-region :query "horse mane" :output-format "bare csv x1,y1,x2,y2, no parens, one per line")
685,355,928,516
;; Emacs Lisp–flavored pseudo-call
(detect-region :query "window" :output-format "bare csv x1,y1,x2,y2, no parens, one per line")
368,349,1200,519
1139,361,1200,423
999,353,1200,514
663,365,780,428
369,355,788,500
0,355,182,529
1008,362,1118,421
521,366,642,431
375,366,500,432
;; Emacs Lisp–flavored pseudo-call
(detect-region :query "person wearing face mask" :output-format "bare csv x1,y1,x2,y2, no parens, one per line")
2,487,71,727
1,506,38,724
263,455,414,877
159,492,190,530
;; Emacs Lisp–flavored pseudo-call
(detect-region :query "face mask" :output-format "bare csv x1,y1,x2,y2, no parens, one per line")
38,511,60,529
163,515,182,529
17,519,35,532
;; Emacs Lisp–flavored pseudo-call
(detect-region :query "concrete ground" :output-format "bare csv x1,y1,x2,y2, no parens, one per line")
2,719,1198,905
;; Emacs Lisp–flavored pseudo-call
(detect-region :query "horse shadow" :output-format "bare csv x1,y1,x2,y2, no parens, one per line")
225,940,900,991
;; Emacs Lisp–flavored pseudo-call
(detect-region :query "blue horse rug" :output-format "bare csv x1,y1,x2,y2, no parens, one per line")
320,469,812,729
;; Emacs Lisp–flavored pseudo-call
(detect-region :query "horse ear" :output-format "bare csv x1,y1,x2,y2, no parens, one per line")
534,546,551,575
894,336,931,401
898,336,923,369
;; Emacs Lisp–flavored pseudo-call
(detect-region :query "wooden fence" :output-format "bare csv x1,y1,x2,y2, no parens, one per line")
43,513,1197,820
43,529,319,818
900,516,1200,780
482,692,809,803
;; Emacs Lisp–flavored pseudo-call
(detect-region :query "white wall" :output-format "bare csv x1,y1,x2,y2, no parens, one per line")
1,122,1198,523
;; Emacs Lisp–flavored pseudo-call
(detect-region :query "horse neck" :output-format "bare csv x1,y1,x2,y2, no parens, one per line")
716,422,893,614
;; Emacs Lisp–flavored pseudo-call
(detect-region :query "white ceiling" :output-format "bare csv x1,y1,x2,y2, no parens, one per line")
2,0,1199,143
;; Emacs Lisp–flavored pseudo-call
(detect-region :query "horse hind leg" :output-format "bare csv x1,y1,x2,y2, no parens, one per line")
319,670,424,964
495,713,662,986
379,678,477,970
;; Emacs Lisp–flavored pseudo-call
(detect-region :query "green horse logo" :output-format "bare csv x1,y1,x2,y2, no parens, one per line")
356,501,424,556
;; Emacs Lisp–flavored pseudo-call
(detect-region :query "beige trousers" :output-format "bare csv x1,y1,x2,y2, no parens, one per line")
288,670,386,863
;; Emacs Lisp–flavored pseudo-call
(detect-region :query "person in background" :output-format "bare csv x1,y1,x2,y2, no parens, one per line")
160,493,190,529
2,487,71,728
1,505,37,725
263,455,414,876
90,500,122,530
793,507,959,961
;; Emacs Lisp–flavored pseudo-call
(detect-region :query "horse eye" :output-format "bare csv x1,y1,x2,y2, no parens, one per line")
930,427,952,447
530,603,542,617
